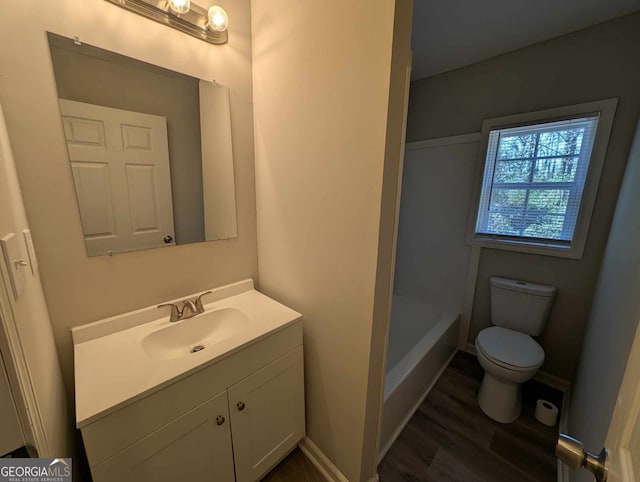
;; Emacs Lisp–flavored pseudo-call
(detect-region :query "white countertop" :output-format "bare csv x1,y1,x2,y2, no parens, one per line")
73,280,302,428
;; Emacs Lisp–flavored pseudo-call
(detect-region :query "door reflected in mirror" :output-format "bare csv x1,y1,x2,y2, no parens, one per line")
47,32,238,257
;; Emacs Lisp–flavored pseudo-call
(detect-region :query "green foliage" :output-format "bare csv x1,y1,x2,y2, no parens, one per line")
487,127,585,240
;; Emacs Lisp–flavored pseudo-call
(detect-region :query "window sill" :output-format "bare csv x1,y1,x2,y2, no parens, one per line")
468,235,584,259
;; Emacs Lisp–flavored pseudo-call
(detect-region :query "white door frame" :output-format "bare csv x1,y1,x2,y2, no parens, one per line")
0,343,23,455
0,255,49,456
605,319,640,482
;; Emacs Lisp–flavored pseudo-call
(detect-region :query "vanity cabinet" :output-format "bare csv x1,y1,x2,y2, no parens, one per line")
81,327,304,482
74,283,305,482
91,391,235,482
229,346,304,481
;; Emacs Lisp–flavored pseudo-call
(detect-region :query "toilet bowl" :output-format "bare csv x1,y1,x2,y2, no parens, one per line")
476,326,544,423
476,277,555,423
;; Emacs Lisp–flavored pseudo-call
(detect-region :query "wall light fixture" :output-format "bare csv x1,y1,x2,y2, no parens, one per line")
168,0,191,14
105,0,229,45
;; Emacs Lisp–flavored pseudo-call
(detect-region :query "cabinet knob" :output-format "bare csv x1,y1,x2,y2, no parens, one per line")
216,415,225,426
236,401,245,411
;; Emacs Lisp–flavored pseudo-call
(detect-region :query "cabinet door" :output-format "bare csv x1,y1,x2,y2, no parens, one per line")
91,391,234,482
229,346,305,482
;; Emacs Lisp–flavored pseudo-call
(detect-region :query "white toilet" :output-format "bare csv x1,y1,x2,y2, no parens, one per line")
475,277,556,423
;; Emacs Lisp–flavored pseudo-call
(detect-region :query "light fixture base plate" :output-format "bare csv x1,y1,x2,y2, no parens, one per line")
105,0,228,45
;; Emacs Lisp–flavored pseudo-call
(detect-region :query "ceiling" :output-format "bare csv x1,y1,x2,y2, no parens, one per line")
411,0,640,80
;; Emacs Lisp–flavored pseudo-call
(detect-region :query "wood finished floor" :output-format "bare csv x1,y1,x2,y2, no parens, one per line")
378,351,562,482
262,352,561,482
262,448,325,482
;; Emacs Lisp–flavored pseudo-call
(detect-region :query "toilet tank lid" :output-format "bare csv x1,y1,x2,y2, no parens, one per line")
490,277,556,297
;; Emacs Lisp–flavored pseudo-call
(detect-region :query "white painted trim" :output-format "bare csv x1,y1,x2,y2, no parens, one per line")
298,437,349,482
536,370,571,393
557,386,571,482
558,387,570,433
465,99,619,260
612,448,634,482
0,257,48,456
463,342,476,355
405,133,481,151
368,475,380,482
558,455,570,482
367,62,414,478
378,349,458,463
460,245,480,348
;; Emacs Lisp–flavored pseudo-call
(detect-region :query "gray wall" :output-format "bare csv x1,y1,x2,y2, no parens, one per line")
406,12,640,380
49,38,206,245
568,119,640,482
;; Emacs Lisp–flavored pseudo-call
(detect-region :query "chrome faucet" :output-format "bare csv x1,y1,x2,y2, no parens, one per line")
158,291,212,322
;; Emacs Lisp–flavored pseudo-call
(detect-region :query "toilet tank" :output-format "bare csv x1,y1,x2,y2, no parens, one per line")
490,277,556,336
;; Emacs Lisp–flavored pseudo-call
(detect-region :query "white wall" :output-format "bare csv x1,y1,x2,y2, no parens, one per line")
251,0,411,480
0,104,72,458
393,140,478,312
568,119,640,482
0,0,257,400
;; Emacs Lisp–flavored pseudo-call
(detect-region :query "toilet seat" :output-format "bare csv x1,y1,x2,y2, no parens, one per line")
476,326,544,371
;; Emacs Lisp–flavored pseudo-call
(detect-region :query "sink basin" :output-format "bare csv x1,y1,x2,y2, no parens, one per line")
142,307,250,359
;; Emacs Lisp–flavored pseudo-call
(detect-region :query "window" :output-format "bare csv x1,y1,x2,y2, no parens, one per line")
467,100,617,259
477,116,597,242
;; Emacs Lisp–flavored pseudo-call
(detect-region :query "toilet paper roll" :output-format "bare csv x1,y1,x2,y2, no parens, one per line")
535,399,559,426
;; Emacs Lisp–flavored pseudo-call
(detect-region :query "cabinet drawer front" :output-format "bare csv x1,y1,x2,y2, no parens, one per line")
229,346,305,482
91,391,234,482
82,320,302,467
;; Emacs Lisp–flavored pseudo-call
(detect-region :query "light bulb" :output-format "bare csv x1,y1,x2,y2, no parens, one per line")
168,0,190,14
207,6,229,32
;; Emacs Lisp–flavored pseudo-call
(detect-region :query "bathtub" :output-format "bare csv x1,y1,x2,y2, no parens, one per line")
379,295,459,459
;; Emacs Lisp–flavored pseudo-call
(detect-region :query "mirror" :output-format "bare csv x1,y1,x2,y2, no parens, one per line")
47,33,238,257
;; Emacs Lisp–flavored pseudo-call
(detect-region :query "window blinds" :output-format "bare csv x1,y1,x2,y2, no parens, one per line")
475,115,600,243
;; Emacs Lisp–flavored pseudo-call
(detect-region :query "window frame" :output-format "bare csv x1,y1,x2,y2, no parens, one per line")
466,99,618,259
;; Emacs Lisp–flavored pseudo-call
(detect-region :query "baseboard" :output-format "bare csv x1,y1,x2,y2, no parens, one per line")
298,437,349,482
464,342,476,355
377,349,458,464
536,370,571,393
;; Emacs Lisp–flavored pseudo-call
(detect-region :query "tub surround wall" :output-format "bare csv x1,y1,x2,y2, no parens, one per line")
406,12,640,381
385,297,444,374
0,0,257,398
394,139,479,312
